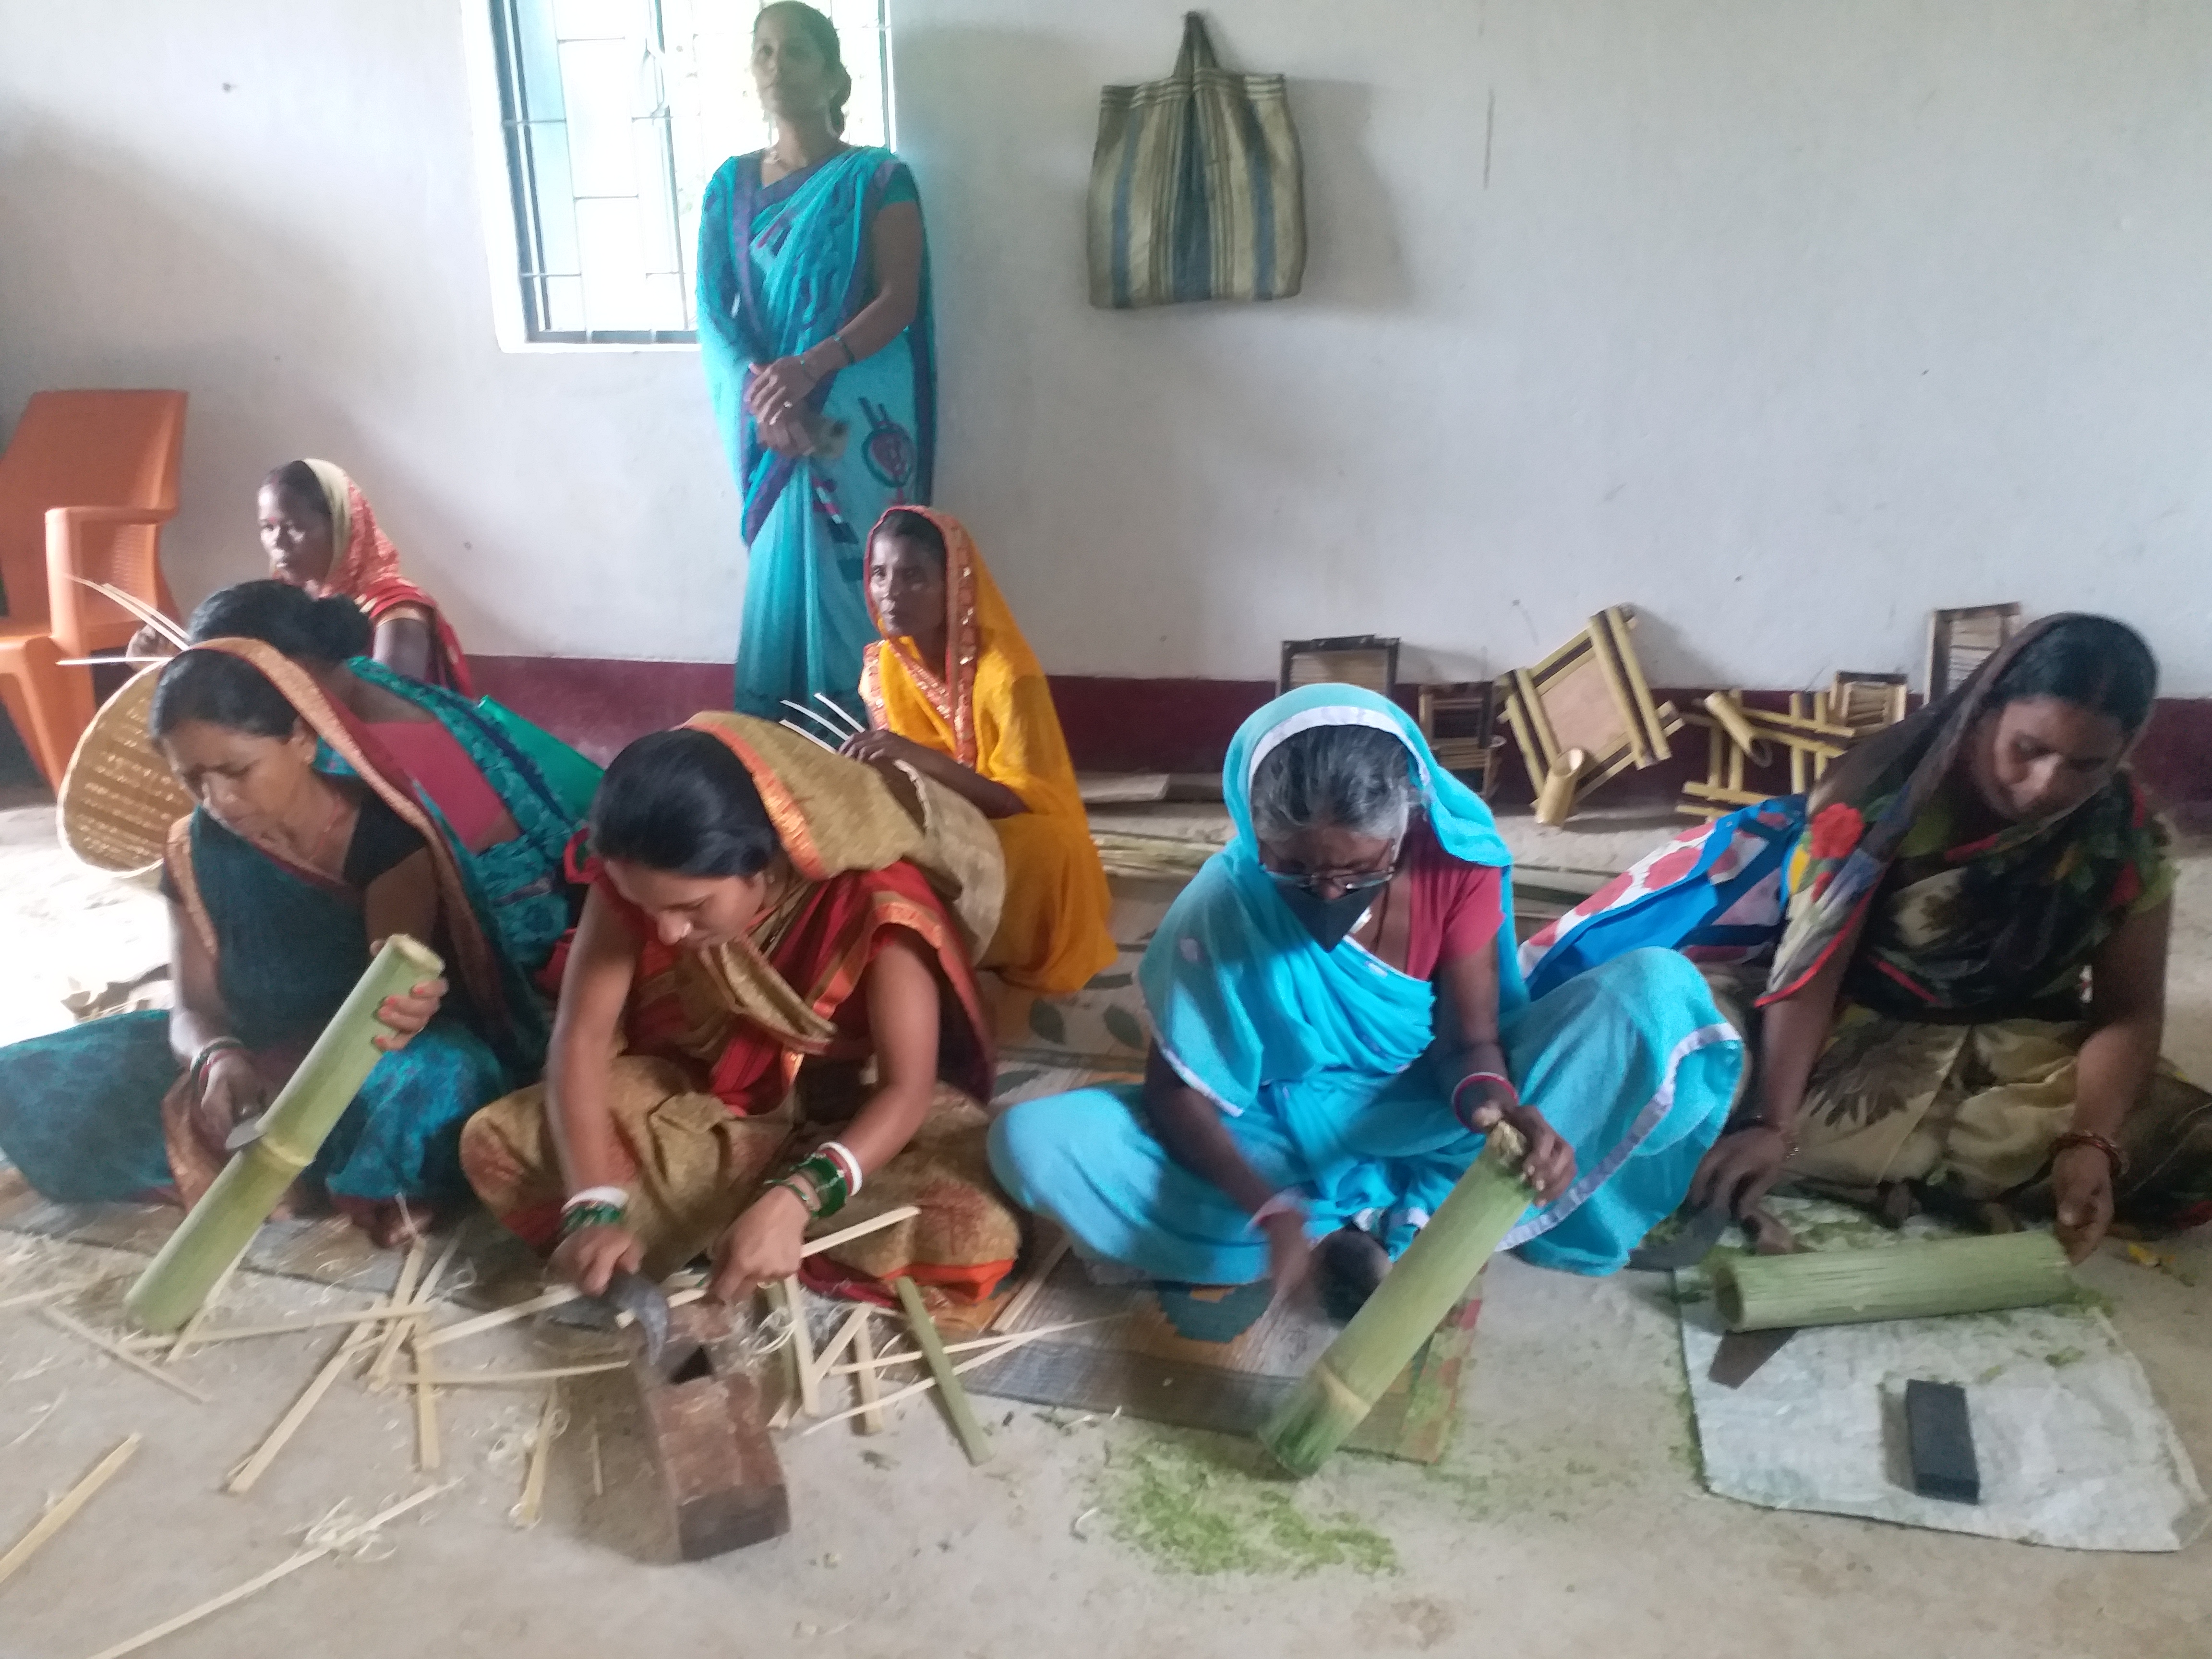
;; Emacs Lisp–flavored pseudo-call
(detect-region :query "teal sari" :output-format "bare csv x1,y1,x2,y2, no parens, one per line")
697,146,934,721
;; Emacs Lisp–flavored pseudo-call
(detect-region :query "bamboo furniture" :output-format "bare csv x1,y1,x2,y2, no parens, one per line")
1495,606,1683,822
1279,634,1398,698
1415,680,1503,798
1926,604,2021,700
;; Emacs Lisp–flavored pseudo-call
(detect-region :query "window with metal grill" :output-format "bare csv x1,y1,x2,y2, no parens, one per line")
487,0,892,345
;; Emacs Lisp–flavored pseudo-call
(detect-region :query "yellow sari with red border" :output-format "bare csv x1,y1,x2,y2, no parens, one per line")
860,507,1117,994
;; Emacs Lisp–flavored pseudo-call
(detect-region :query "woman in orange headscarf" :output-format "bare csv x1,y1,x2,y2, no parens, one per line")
258,459,474,695
842,507,1117,995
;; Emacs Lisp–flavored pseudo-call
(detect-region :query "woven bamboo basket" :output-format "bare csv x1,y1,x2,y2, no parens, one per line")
58,665,192,879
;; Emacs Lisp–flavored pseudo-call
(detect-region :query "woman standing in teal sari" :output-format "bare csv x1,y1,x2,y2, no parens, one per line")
699,1,933,722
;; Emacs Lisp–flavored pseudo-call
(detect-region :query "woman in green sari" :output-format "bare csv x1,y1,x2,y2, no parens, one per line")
1687,615,2207,1259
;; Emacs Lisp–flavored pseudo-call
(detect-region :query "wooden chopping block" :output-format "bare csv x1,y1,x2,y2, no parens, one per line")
632,1301,790,1559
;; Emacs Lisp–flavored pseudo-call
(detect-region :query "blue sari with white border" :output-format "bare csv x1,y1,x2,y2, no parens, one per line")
698,146,935,722
990,685,1744,1279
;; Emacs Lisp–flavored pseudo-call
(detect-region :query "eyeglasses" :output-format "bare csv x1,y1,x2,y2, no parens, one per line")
1263,854,1401,897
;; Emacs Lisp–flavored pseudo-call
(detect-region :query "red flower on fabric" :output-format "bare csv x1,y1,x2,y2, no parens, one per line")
1645,844,1702,888
2110,864,2142,910
1807,804,1866,862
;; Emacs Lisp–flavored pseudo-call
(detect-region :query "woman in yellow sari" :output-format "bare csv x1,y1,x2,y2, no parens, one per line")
842,507,1117,995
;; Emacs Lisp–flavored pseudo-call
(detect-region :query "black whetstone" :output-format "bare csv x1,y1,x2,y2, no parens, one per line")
633,1303,791,1558
1904,1379,1980,1504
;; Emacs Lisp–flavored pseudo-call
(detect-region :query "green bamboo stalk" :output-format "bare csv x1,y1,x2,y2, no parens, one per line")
1711,1231,2074,1333
893,1274,992,1466
1261,1124,1533,1479
124,936,445,1334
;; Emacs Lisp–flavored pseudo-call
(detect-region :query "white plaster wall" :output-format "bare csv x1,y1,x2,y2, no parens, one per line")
4,1,2210,690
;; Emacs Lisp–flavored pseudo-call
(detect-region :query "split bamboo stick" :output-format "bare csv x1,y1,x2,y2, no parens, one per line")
989,1232,1070,1333
365,1238,429,1391
79,1485,450,1659
0,1434,141,1587
851,1316,885,1434
1261,1126,1533,1478
1711,1232,2075,1332
798,1316,1093,1437
225,1321,381,1494
894,1275,991,1466
387,1360,626,1387
41,1309,210,1405
125,936,446,1334
510,1385,559,1528
819,1315,1115,1376
164,1259,239,1368
784,1277,821,1418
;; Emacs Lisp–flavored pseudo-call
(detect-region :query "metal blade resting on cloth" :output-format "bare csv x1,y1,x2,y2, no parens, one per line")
1707,1325,1798,1388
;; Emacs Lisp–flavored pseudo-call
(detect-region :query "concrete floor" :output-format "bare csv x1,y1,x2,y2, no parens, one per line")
1,793,2208,1659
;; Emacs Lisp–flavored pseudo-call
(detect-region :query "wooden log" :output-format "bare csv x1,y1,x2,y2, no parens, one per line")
1712,1232,2075,1332
894,1276,992,1466
1261,1127,1532,1478
633,1302,790,1559
0,1433,140,1587
125,936,446,1334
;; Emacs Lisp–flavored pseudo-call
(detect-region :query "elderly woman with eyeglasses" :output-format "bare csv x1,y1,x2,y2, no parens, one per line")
989,686,1746,1317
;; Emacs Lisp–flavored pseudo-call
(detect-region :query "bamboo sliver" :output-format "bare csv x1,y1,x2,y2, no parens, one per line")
124,936,446,1334
0,1433,141,1587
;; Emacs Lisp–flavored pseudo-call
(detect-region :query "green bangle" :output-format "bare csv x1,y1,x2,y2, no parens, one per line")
558,1201,627,1239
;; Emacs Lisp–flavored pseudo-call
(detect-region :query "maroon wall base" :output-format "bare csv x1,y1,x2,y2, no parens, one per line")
463,657,2212,816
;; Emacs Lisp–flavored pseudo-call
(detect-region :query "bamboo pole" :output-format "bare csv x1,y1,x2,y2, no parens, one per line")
124,936,446,1334
165,1259,239,1368
0,1434,141,1587
1712,1232,2075,1332
1261,1126,1533,1478
893,1275,992,1466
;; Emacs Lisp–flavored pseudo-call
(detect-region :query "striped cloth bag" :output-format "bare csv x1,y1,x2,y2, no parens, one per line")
1088,12,1305,309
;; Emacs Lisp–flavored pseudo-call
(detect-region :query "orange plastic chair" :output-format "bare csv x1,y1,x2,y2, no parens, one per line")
0,390,187,786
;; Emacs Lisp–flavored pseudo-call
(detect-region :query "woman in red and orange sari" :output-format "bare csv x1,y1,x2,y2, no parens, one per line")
842,507,1117,995
460,713,1022,1307
258,459,474,694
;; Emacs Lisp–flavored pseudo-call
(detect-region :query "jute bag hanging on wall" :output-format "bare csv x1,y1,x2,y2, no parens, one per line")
1088,12,1306,308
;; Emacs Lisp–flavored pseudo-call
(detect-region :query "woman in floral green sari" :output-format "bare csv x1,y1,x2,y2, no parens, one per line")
1686,614,2207,1259
1528,614,2209,1260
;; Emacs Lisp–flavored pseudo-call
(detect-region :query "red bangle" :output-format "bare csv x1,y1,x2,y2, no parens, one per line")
1451,1071,1517,1131
2052,1130,2126,1180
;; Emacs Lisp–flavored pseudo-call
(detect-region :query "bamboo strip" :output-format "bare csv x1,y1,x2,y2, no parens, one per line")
1511,669,1561,769
1789,694,1811,794
79,1486,449,1659
408,1236,460,1471
41,1309,210,1405
145,1299,445,1348
225,1320,381,1494
164,1260,240,1368
125,936,446,1334
819,1315,1116,1376
389,1360,626,1387
365,1238,428,1392
894,1276,991,1466
510,1385,559,1528
0,1281,103,1313
989,1233,1071,1334
851,1317,885,1435
784,1278,822,1418
803,1204,921,1259
413,1286,576,1352
814,1305,871,1383
1682,781,1770,807
0,1434,141,1587
1583,615,1649,768
799,1317,1092,1437
1606,607,1671,760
